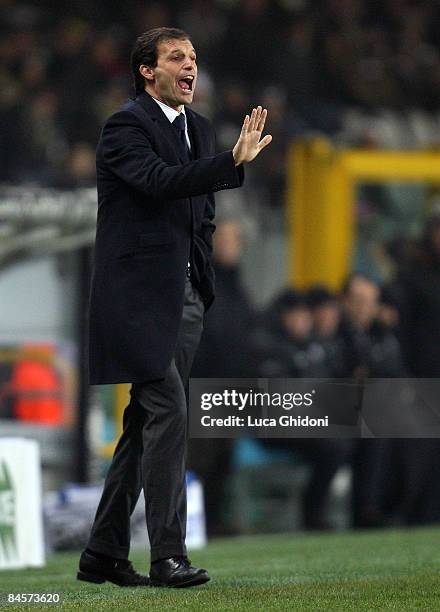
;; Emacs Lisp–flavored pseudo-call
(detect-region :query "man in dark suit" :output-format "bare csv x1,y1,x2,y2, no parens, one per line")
77,27,271,588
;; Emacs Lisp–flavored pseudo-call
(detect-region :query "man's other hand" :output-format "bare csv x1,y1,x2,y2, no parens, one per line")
232,106,272,166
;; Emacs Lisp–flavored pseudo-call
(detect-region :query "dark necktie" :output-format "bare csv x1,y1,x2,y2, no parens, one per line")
172,113,191,162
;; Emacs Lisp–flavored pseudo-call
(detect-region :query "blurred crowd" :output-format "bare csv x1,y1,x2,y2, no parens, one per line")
1,0,440,202
189,213,440,534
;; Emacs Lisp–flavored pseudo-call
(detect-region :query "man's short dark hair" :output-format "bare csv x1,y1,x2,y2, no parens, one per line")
131,27,190,96
307,286,335,309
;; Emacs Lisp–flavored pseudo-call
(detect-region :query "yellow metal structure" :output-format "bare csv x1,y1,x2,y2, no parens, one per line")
98,383,129,459
288,139,440,290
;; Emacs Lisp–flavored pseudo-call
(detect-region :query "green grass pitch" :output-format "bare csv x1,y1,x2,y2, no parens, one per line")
1,527,440,610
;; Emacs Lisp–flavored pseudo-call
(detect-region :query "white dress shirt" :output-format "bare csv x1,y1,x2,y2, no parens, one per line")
151,97,191,151
151,96,192,275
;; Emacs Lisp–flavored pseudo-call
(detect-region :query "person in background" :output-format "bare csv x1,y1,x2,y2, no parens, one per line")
191,219,255,379
307,286,347,377
189,218,255,536
398,211,440,377
339,274,407,528
393,212,440,525
377,285,401,332
53,142,96,189
251,289,326,379
252,289,348,530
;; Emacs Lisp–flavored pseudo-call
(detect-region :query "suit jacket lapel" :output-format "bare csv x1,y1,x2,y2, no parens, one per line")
135,92,186,163
134,92,209,163
186,110,205,161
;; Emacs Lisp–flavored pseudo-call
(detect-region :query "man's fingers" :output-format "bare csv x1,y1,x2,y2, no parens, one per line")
249,107,258,132
256,105,263,127
248,108,257,133
253,106,262,131
257,134,273,151
241,114,250,137
244,106,267,137
240,107,271,160
257,108,267,133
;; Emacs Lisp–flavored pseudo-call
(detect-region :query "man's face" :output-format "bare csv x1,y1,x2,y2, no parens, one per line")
282,307,313,341
213,222,243,268
314,302,340,338
344,278,380,329
141,38,197,109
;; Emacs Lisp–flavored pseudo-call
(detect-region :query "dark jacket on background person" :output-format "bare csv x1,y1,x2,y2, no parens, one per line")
189,262,254,536
251,317,330,379
191,263,255,378
250,295,349,530
338,315,416,528
338,318,407,378
88,92,244,384
392,242,440,525
317,333,350,378
398,254,440,376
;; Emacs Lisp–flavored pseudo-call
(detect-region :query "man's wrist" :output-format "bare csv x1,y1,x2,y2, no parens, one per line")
232,146,242,166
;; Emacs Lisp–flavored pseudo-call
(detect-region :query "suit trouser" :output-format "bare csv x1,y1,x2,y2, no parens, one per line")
87,277,204,562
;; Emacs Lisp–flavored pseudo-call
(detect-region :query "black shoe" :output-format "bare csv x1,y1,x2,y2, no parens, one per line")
149,556,210,588
77,550,149,587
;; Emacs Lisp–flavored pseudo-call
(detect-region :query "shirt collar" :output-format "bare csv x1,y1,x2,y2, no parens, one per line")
151,96,186,124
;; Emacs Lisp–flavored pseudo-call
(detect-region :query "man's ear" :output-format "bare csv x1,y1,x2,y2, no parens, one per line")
139,65,155,82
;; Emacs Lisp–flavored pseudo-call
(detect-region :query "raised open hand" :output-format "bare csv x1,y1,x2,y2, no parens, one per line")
232,106,272,166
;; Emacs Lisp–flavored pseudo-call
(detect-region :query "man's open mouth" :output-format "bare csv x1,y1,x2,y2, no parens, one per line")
177,75,194,93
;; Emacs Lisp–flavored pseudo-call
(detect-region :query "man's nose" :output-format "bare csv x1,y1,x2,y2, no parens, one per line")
183,57,196,71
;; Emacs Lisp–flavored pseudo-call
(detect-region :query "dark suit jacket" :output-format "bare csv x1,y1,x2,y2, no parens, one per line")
88,92,244,384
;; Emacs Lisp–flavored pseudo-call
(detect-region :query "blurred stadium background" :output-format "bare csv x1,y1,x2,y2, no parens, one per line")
2,0,440,590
